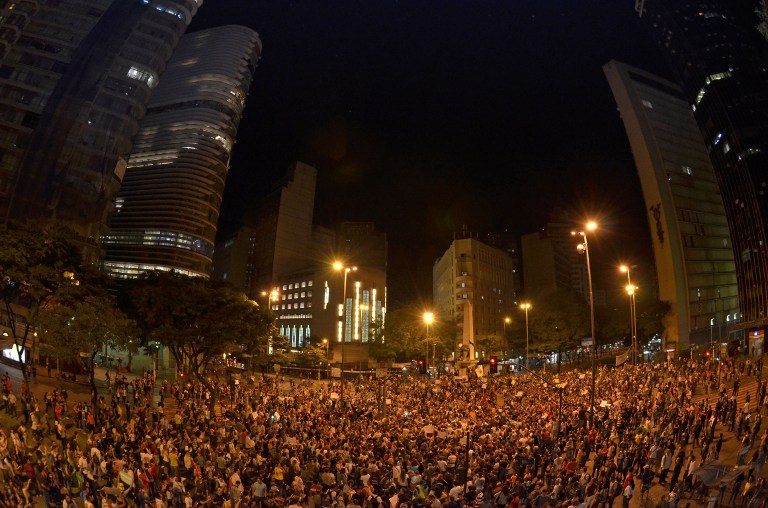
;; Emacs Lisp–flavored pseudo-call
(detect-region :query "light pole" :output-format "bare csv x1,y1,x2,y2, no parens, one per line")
503,317,511,360
323,338,329,359
572,221,597,428
620,265,637,365
520,304,531,367
333,261,357,404
424,312,434,374
710,317,715,361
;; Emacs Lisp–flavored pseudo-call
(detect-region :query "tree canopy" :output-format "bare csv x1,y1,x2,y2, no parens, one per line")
369,307,456,363
525,289,590,356
0,220,99,378
128,274,275,385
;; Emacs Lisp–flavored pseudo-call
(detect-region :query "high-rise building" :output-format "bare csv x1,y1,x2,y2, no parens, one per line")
433,234,516,357
212,164,388,362
482,230,522,301
521,213,585,303
604,60,739,352
0,0,202,254
101,25,261,278
637,0,768,342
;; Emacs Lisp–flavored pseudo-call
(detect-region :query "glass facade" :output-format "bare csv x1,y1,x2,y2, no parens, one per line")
0,0,201,254
102,25,262,278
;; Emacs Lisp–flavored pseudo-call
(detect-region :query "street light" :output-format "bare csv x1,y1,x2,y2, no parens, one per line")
424,312,434,374
619,265,638,366
520,303,531,367
503,317,511,359
572,221,597,427
333,261,357,404
322,338,329,359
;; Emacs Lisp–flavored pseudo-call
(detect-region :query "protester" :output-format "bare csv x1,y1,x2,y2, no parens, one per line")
0,355,765,508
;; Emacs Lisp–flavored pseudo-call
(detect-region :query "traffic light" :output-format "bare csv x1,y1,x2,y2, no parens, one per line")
489,356,498,374
417,358,426,374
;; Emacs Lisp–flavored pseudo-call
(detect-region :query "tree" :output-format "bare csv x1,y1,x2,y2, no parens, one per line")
38,293,137,397
528,289,590,369
129,274,275,409
0,220,87,379
293,336,328,369
368,307,456,364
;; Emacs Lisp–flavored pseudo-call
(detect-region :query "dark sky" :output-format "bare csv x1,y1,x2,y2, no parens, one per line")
189,1,672,307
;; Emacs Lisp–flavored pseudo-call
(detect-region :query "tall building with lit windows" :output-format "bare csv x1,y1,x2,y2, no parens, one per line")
0,0,202,256
432,233,516,359
636,0,768,348
212,164,388,361
604,60,738,352
101,25,261,278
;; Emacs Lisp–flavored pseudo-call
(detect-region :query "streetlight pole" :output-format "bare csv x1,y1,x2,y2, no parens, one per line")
334,262,357,404
573,221,597,428
620,265,637,366
503,317,511,360
521,304,531,367
424,312,434,375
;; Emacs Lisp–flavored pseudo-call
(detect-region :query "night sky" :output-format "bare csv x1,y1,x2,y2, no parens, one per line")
189,1,673,307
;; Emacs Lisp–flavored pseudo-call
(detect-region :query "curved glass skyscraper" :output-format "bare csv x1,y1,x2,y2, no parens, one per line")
0,0,202,255
102,25,261,278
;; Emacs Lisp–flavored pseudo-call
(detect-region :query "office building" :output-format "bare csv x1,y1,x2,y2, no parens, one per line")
521,213,586,302
433,233,516,358
637,0,768,348
101,25,261,278
604,60,739,352
212,164,388,361
0,0,201,254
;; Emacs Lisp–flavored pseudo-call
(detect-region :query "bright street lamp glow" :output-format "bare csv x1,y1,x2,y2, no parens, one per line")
423,312,434,325
586,221,597,231
620,265,628,273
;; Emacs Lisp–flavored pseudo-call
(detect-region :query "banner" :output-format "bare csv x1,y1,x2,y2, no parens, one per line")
616,351,629,366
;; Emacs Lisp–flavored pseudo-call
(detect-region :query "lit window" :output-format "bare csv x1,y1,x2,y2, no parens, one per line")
308,280,313,287
641,99,653,109
682,165,693,176
723,142,730,154
301,281,306,288
126,66,158,88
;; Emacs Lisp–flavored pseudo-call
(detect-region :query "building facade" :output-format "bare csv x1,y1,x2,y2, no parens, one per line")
212,164,388,361
0,0,201,254
101,25,261,278
604,60,739,352
433,234,516,358
637,0,768,342
521,216,586,303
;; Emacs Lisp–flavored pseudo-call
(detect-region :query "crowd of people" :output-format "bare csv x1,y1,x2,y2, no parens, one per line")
0,354,765,508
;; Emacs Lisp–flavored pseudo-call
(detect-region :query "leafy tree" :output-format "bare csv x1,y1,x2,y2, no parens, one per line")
38,293,137,396
292,336,329,368
527,289,590,369
0,220,89,379
369,307,456,364
129,274,275,409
